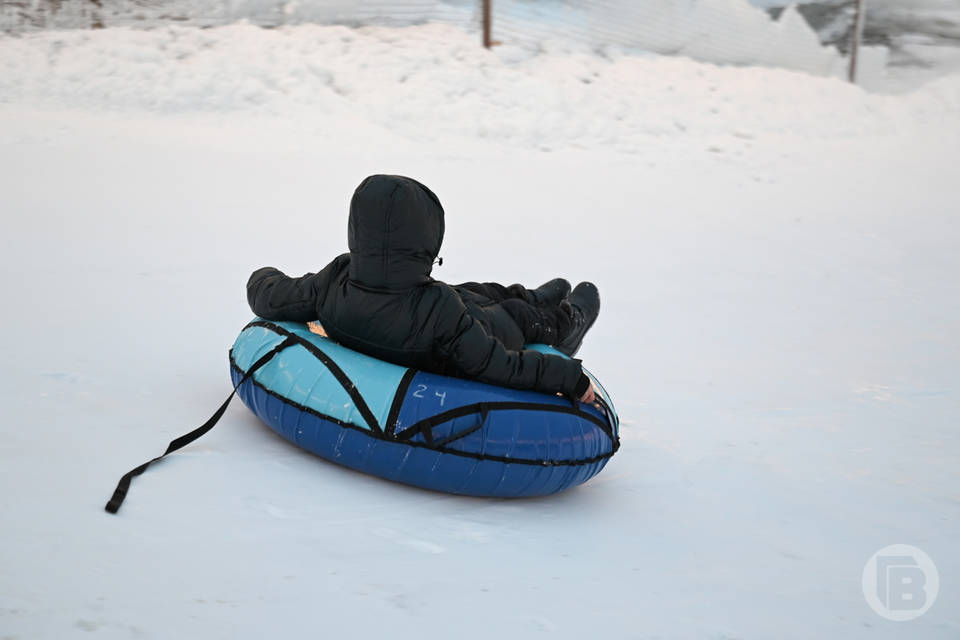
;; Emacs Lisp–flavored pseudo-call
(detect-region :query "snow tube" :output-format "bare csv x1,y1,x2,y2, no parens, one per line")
230,319,620,497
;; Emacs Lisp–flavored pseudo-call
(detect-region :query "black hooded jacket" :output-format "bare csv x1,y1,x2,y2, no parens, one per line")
246,175,584,396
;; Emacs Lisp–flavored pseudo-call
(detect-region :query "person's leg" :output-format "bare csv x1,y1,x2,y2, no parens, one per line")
454,281,523,303
499,281,601,353
459,299,527,351
454,278,571,306
556,282,600,357
464,282,599,353
500,299,572,346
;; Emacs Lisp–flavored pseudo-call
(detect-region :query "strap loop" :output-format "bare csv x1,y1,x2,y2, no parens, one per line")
403,403,490,447
430,404,489,447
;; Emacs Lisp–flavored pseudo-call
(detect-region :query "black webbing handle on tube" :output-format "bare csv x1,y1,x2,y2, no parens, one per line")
104,336,296,514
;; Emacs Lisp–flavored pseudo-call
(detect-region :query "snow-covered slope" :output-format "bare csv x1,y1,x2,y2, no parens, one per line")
5,0,960,89
0,0,905,85
2,23,958,149
1,23,958,640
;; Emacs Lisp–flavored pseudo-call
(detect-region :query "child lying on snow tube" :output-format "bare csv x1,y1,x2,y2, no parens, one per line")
246,174,601,403
103,174,607,514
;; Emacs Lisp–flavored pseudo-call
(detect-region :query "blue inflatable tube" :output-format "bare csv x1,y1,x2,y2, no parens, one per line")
230,319,620,497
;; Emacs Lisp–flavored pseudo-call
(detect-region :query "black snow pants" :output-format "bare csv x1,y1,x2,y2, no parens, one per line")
453,282,568,351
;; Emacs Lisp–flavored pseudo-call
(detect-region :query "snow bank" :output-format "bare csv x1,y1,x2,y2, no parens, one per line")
2,23,958,155
0,0,890,81
0,0,455,29
6,0,960,87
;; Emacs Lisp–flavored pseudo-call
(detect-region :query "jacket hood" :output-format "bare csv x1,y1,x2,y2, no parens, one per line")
347,174,445,290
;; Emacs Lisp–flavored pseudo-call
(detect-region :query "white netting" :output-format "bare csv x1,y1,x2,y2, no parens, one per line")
488,0,853,75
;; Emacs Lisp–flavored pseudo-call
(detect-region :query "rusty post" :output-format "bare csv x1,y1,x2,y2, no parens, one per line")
483,0,492,48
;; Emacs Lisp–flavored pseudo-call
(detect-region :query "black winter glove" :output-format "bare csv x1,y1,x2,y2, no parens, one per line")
572,373,591,400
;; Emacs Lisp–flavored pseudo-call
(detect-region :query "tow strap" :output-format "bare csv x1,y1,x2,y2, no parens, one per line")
104,336,297,514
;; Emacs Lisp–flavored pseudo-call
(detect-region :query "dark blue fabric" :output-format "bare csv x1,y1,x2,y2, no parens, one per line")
232,366,613,497
392,371,612,462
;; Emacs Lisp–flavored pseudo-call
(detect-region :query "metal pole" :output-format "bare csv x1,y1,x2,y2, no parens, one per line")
483,0,492,48
848,0,866,83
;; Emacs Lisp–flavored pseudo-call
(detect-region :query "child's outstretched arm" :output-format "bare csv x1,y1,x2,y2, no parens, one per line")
246,255,349,321
246,267,322,322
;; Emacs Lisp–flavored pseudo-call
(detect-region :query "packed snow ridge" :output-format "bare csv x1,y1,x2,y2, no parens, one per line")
2,0,952,84
2,22,959,155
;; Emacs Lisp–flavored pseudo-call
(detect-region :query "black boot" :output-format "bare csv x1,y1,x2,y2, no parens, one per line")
557,282,600,357
531,278,571,307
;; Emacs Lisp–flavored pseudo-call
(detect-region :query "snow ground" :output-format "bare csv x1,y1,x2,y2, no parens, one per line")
1,23,959,640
